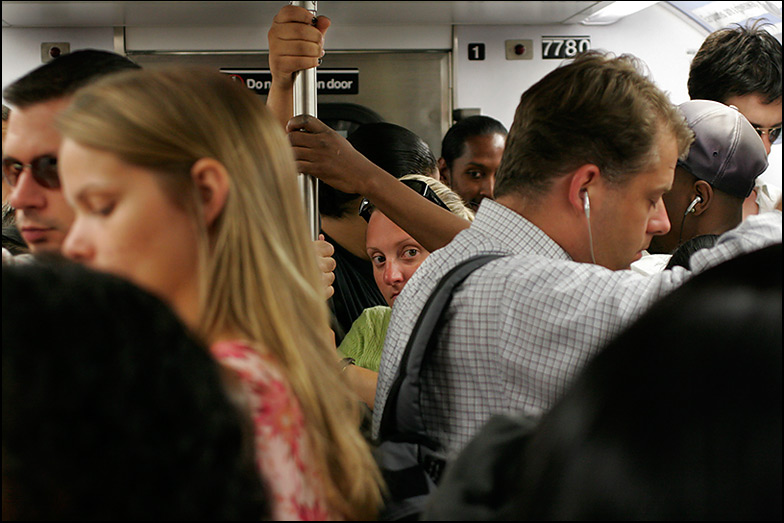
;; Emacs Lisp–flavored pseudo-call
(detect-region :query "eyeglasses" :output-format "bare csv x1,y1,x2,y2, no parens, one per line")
2,155,60,189
359,178,450,222
752,124,782,143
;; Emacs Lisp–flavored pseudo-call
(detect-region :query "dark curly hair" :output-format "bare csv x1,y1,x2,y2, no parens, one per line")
688,21,782,104
2,255,269,520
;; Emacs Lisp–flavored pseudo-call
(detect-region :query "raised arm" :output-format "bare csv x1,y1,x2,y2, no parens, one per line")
287,115,471,251
266,4,330,129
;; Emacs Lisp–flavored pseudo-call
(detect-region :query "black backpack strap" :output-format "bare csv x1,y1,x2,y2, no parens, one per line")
379,254,505,441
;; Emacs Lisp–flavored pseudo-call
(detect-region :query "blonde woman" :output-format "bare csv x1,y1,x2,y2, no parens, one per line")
340,174,474,409
57,67,383,521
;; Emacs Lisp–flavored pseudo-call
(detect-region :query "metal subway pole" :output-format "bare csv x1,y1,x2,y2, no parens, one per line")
291,0,320,240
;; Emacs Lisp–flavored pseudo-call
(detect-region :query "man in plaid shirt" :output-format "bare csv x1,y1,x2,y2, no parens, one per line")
287,51,782,458
374,52,781,457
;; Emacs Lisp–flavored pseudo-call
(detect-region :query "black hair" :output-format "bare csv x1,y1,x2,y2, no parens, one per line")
440,115,508,170
507,243,782,520
3,49,141,108
688,21,782,104
2,255,269,520
319,122,437,218
665,233,719,270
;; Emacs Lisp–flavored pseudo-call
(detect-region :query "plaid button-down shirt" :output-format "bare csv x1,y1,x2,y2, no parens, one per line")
373,200,782,457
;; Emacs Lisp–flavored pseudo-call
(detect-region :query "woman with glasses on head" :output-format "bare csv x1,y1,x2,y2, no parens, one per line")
56,67,383,521
340,174,474,410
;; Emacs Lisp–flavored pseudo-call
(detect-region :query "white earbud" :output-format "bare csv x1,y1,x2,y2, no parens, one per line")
684,195,703,216
583,191,595,264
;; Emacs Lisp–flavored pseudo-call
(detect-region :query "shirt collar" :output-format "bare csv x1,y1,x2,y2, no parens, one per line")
471,199,572,261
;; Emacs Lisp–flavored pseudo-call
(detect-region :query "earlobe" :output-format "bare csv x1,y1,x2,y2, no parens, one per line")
190,158,229,227
568,163,600,213
690,181,712,216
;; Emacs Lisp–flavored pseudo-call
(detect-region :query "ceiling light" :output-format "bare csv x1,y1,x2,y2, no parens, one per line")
580,1,660,25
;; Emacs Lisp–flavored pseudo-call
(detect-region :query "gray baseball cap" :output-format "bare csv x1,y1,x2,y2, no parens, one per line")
677,100,768,199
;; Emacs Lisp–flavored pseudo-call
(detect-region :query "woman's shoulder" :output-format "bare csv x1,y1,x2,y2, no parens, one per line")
210,339,286,388
211,339,334,520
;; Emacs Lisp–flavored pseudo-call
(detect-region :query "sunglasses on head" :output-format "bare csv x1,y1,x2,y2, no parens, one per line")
752,124,782,143
2,155,60,189
359,178,449,222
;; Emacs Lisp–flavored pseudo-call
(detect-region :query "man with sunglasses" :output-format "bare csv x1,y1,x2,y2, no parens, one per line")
687,21,782,218
3,49,140,252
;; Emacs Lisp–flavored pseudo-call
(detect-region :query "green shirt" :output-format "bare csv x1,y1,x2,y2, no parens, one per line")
337,305,391,372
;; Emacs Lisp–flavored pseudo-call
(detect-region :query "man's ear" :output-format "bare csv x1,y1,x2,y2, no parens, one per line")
190,158,229,227
437,157,451,186
691,180,713,216
567,163,601,214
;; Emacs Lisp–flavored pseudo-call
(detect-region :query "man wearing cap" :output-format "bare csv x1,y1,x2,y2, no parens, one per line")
687,22,782,219
645,100,769,258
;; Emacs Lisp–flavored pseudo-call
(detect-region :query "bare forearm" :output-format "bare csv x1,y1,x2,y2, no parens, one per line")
288,114,470,250
362,163,470,251
266,5,329,129
344,365,378,410
266,82,294,130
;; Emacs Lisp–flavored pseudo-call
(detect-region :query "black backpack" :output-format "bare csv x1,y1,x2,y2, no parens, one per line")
374,254,504,520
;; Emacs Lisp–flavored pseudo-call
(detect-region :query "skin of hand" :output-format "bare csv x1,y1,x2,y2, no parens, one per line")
287,114,379,195
267,5,330,128
314,233,336,299
343,364,378,410
288,115,471,252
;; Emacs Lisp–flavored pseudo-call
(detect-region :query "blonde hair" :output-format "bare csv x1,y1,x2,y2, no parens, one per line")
57,67,383,520
399,173,475,222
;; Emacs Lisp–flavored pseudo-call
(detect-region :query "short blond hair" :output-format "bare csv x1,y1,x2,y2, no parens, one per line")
496,51,694,199
400,173,475,221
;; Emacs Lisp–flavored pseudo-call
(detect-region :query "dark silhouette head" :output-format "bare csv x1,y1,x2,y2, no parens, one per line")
509,243,782,519
2,255,269,520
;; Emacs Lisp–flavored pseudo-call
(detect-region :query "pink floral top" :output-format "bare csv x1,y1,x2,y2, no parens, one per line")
211,340,336,521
